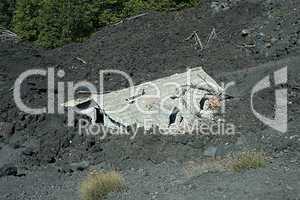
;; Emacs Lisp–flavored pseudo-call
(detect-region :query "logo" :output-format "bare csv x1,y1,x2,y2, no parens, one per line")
251,67,288,133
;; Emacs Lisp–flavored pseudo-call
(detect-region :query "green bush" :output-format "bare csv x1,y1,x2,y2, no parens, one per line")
37,0,96,48
36,0,65,47
148,0,198,11
0,0,16,28
122,0,149,17
12,0,200,48
13,0,98,47
13,0,40,41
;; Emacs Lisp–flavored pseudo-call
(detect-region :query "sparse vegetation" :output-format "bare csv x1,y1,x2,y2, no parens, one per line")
230,151,266,172
80,170,125,200
10,0,201,48
184,151,267,177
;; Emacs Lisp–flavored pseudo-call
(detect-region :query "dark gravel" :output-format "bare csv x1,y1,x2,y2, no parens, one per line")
0,0,299,199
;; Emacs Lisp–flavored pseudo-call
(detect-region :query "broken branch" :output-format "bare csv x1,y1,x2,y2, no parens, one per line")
185,31,204,50
75,57,87,64
234,43,256,49
113,13,148,26
127,13,148,21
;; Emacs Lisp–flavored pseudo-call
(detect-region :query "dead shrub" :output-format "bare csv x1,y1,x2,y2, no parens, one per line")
183,151,267,177
80,170,125,200
230,151,266,172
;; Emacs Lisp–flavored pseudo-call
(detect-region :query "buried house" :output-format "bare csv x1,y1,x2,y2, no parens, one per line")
63,67,226,131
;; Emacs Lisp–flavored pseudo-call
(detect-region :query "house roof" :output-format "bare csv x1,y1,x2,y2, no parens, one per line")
63,67,222,129
91,67,223,129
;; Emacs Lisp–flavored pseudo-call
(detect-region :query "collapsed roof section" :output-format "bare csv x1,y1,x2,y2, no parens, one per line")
64,67,224,130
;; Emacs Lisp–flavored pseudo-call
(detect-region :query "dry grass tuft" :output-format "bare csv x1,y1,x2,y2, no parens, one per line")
183,150,267,177
230,151,266,172
80,170,125,200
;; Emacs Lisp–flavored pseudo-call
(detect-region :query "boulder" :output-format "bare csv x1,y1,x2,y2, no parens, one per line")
70,161,90,171
203,145,226,158
0,164,18,177
241,29,250,37
204,146,217,157
211,2,229,13
22,147,35,156
0,122,14,138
